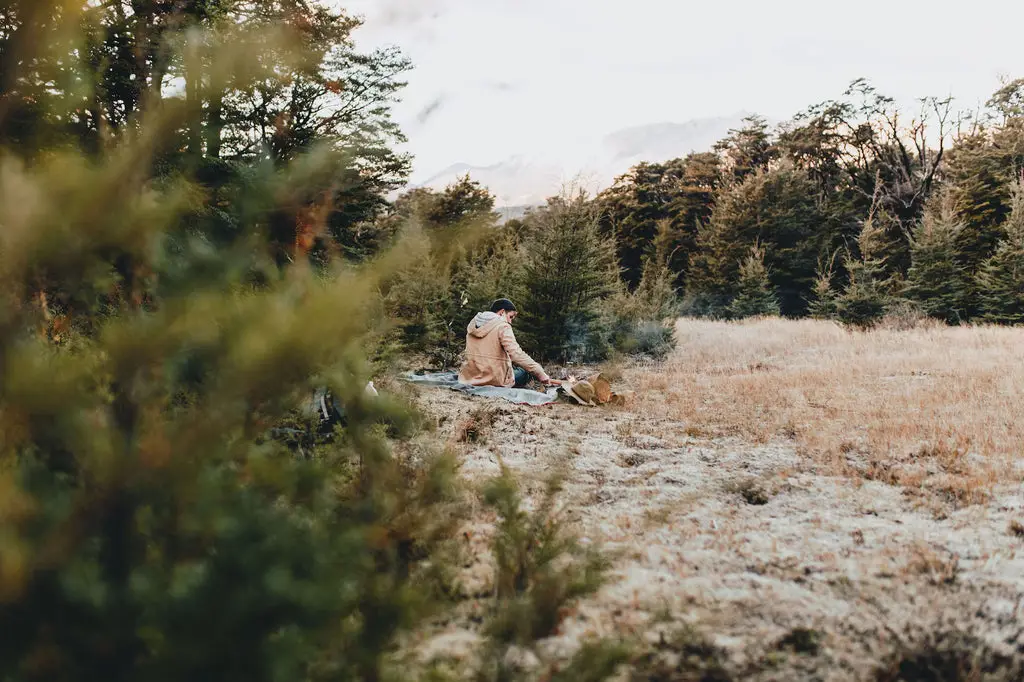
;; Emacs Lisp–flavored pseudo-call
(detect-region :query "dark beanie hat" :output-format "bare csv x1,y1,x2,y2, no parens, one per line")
490,298,517,313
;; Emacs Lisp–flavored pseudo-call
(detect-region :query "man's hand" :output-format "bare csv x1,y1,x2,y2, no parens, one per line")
539,374,562,386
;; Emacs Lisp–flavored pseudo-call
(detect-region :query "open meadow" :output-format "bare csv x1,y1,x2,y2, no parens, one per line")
407,317,1024,680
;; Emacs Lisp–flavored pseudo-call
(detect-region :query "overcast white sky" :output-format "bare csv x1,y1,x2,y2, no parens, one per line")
342,0,1024,180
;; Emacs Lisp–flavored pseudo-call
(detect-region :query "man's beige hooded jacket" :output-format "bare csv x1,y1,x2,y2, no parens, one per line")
457,312,545,387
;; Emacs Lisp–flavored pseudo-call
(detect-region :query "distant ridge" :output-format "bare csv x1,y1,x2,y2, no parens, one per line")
411,113,753,207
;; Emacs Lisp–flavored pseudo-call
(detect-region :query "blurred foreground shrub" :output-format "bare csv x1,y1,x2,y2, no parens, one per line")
0,115,471,682
0,15,462,682
0,12,626,682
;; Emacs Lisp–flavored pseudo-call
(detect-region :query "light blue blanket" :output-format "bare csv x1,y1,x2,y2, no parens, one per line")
401,372,559,406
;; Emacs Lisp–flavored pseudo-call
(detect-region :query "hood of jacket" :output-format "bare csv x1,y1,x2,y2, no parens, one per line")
467,311,504,338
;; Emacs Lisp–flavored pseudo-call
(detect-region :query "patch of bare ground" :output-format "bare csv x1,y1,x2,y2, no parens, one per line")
403,318,1024,680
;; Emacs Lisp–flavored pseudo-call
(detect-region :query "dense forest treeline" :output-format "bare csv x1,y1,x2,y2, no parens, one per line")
1,0,679,367
335,75,1024,341
4,0,1021,339
377,76,1024,358
1,0,412,268
591,79,1024,325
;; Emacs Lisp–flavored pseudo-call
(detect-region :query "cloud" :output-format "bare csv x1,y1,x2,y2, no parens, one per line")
376,0,446,27
416,95,447,124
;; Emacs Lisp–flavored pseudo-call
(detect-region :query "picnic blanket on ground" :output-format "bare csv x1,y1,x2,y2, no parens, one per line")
401,371,559,406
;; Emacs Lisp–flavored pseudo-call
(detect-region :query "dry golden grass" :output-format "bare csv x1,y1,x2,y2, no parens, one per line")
626,317,1024,505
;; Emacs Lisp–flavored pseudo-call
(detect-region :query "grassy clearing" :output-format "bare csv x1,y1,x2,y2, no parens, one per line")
626,317,1024,506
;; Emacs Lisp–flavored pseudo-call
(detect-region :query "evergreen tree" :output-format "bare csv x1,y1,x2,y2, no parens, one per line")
714,114,780,183
835,258,891,327
686,164,830,316
603,255,679,359
946,81,1024,271
0,84,464,682
422,174,500,230
808,252,840,320
379,178,508,367
0,0,413,268
834,216,894,327
905,196,971,324
977,178,1024,324
631,256,680,322
946,130,1016,266
685,212,739,317
382,223,454,362
517,193,621,363
728,243,780,319
597,153,721,289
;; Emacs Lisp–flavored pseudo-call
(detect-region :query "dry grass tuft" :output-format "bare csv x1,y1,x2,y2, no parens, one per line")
725,477,771,506
453,405,501,444
628,319,1024,503
1009,520,1024,538
774,627,822,656
631,626,733,682
875,628,1023,682
905,543,960,586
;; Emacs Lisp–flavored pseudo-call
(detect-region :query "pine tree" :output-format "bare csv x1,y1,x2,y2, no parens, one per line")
684,213,739,317
728,243,781,319
834,216,893,327
685,165,830,317
380,178,509,368
596,153,722,289
808,252,840,320
632,255,680,321
977,178,1024,324
905,195,971,324
603,255,679,358
517,193,621,363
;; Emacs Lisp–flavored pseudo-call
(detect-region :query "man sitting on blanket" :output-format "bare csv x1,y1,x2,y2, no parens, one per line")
458,298,562,389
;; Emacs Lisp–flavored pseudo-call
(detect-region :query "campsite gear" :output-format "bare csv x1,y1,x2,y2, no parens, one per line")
402,371,559,406
269,387,345,457
587,373,613,404
560,373,631,407
312,388,346,430
404,371,628,409
458,311,546,388
561,379,598,406
608,390,635,407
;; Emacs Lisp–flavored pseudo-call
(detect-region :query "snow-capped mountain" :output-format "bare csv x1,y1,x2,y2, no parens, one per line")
411,114,750,208
414,156,569,208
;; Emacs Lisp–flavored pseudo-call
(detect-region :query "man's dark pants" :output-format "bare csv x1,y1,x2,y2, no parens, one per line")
512,366,531,388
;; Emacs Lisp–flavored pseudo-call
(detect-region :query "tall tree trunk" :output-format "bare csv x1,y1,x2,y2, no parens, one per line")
207,91,223,159
184,32,203,159
0,1,48,128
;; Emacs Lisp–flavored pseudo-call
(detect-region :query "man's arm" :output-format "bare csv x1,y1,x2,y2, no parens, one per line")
498,325,550,383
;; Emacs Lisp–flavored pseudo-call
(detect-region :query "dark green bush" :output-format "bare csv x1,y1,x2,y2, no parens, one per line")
0,128,477,681
602,257,679,360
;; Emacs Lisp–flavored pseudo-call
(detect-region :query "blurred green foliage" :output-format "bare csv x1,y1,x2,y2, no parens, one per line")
0,7,630,681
